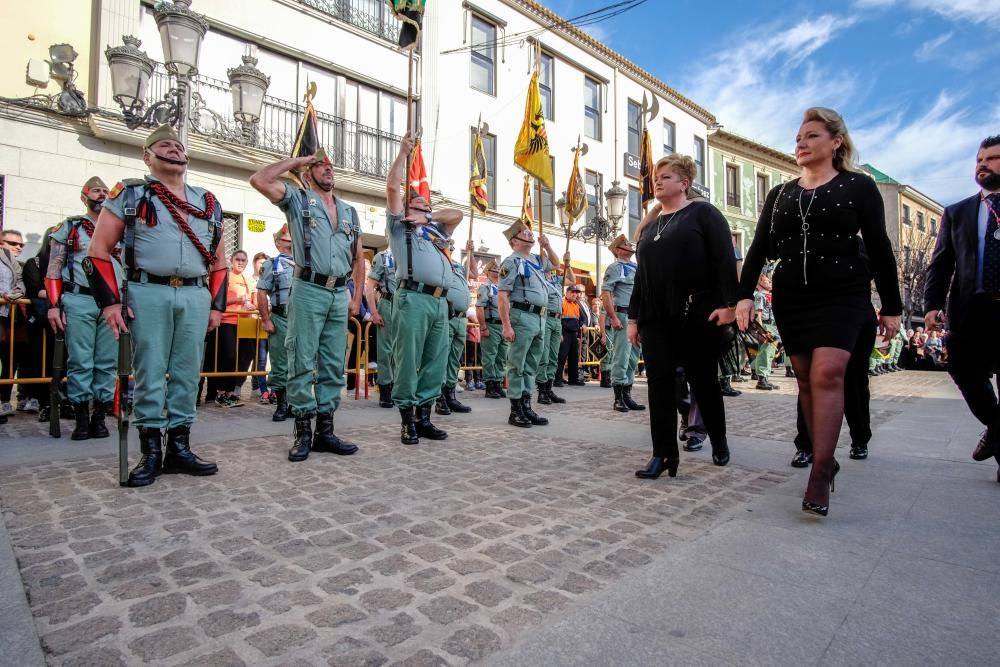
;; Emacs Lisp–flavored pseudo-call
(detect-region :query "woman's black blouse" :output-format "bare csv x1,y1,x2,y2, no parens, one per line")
628,201,739,323
737,171,903,316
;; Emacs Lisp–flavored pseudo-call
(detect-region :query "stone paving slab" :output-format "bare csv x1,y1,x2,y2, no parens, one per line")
0,420,789,666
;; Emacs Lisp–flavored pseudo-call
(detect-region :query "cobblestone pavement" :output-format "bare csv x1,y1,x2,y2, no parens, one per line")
0,417,791,666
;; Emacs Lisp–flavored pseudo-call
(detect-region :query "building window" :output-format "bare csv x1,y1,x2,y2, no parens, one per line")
756,173,770,215
628,186,641,239
725,164,740,208
583,76,601,141
586,170,603,222
930,217,937,235
693,136,706,185
539,52,554,120
471,128,497,210
222,212,242,260
663,119,675,154
470,16,496,95
916,211,925,231
532,157,556,229
902,204,911,225
627,99,641,156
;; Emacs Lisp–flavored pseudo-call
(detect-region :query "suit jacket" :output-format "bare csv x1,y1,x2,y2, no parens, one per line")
0,248,25,298
924,193,982,334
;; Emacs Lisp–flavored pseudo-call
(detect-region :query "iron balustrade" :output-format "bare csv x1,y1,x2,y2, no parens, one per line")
297,0,402,43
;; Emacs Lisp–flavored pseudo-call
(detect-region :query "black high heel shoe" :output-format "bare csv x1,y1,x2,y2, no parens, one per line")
711,440,730,466
801,460,840,516
635,456,679,479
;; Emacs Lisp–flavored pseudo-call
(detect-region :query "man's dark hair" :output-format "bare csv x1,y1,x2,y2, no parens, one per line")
981,135,1000,150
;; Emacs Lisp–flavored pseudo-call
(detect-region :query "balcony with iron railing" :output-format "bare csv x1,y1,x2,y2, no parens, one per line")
144,67,401,179
296,0,401,44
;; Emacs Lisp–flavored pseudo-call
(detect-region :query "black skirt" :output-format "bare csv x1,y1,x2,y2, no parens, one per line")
773,288,876,355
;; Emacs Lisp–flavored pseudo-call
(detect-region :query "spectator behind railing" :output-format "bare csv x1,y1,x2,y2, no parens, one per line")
0,230,26,419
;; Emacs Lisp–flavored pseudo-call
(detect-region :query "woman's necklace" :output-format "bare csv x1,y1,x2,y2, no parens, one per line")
653,210,680,242
797,186,817,285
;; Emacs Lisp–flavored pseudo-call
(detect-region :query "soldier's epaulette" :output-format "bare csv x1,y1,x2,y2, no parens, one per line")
122,178,146,186
109,179,145,200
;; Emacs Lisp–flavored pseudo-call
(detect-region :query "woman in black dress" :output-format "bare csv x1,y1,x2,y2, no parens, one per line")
736,107,902,516
628,155,738,479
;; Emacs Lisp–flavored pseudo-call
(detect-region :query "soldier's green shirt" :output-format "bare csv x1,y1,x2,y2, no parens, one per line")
256,253,295,307
498,252,551,309
277,185,359,279
102,176,220,279
477,282,500,319
446,260,470,312
601,259,637,308
542,261,564,312
50,216,124,286
385,212,452,288
753,288,773,321
369,249,398,295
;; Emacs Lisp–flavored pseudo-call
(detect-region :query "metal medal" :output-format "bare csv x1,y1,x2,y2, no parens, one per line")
994,228,1000,241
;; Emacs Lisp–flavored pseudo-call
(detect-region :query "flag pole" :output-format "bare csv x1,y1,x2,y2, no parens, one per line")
469,114,481,244
405,47,415,209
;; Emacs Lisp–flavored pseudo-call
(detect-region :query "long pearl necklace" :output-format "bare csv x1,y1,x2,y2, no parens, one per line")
797,187,817,285
653,210,680,242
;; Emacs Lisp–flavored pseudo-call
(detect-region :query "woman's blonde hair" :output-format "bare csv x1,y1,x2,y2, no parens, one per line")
802,107,859,173
654,154,698,190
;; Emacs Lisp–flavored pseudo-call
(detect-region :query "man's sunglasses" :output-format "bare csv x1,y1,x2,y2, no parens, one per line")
3,240,24,248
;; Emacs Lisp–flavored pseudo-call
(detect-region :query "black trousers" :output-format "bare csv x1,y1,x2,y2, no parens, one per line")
557,324,580,383
204,324,255,394
793,319,876,452
945,297,1000,463
640,309,727,459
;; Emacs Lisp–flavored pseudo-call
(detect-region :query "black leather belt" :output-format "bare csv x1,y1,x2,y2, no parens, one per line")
294,267,348,289
270,304,286,317
399,279,448,299
450,308,466,319
66,284,92,296
128,270,205,288
761,318,774,324
547,310,562,319
379,290,394,302
485,317,501,324
511,302,546,316
615,306,629,314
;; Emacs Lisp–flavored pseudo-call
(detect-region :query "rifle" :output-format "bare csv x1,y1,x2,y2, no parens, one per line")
118,187,137,486
49,332,65,438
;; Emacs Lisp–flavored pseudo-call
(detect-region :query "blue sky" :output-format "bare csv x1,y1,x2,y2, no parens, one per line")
544,0,1000,204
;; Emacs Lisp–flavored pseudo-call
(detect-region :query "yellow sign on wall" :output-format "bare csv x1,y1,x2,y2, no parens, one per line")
247,218,266,233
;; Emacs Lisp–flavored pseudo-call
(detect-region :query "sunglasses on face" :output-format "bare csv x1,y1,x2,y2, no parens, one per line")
3,240,24,248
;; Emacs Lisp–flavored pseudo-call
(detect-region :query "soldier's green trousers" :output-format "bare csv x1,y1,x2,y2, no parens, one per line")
375,298,395,385
750,322,779,380
537,315,561,383
285,279,348,417
506,308,544,399
601,324,613,374
444,315,467,386
888,336,903,365
266,312,288,391
63,292,117,403
480,321,508,382
609,313,640,385
129,282,210,428
391,289,448,408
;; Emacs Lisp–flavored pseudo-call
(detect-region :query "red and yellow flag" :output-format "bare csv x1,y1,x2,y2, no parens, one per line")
565,146,587,221
470,129,489,214
513,69,554,190
519,174,534,229
408,138,430,201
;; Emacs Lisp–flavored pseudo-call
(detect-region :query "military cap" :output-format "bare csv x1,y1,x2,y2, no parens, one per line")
483,259,500,273
608,233,636,254
313,147,332,166
144,123,183,150
503,220,531,243
272,223,290,242
81,176,109,195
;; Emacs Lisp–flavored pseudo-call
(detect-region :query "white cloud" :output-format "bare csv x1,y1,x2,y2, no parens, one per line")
856,0,1000,26
914,32,952,61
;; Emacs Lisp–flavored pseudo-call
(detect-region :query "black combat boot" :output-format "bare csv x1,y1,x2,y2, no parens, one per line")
444,385,471,413
600,374,612,388
435,389,452,416
271,389,290,422
484,380,502,399
127,427,163,487
71,402,90,441
289,415,313,461
89,401,111,439
536,382,552,405
495,380,507,398
417,403,448,440
545,380,566,404
163,425,218,475
612,386,629,413
312,412,358,455
521,395,548,426
378,384,394,408
622,385,645,411
508,398,531,428
399,406,419,445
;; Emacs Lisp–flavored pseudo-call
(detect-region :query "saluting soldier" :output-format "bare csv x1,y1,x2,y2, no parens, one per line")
365,247,398,408
536,250,573,405
498,221,554,428
436,239,478,416
476,260,507,399
601,234,645,411
250,148,364,462
751,273,779,390
255,224,295,421
385,133,464,445
87,124,225,487
45,177,120,440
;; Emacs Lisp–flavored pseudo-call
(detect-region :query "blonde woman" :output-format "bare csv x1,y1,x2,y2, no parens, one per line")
735,108,901,517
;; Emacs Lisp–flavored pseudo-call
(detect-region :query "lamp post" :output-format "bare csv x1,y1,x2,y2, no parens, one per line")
227,55,271,143
563,183,621,292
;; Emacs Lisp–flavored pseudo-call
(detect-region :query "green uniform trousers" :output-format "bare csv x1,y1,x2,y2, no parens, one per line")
444,315,467,387
537,315,561,383
751,322,778,380
480,321,508,382
63,292,117,403
888,337,903,365
601,324,613,373
609,314,640,385
129,282,210,428
284,279,348,417
375,298,395,385
506,308,544,399
391,289,448,408
266,312,288,391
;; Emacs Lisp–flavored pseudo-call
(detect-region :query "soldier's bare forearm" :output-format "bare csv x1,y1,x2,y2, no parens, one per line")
498,291,512,329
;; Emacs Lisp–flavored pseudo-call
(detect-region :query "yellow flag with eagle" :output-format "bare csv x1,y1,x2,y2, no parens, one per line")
513,69,554,190
469,128,489,214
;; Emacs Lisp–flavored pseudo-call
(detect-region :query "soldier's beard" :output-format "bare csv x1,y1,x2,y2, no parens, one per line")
87,199,104,214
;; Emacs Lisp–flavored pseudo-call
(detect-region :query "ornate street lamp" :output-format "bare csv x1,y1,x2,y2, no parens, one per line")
105,36,156,122
154,0,209,78
605,180,627,228
227,55,270,140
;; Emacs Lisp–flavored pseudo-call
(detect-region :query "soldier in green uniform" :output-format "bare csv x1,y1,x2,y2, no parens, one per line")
255,224,295,421
250,148,365,462
87,124,225,487
536,250,573,405
436,239,478,415
601,234,645,411
751,274,778,390
365,247,399,408
498,221,555,428
385,133,464,444
476,260,507,399
45,177,120,440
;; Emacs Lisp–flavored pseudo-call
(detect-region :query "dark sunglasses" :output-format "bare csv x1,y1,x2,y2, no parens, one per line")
3,240,24,248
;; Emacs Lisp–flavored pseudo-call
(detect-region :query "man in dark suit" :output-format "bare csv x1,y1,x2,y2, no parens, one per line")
924,135,1000,482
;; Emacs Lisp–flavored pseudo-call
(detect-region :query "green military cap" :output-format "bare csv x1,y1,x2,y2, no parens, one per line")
144,123,183,150
503,220,531,243
81,176,108,195
313,147,332,166
483,259,500,274
608,233,635,254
